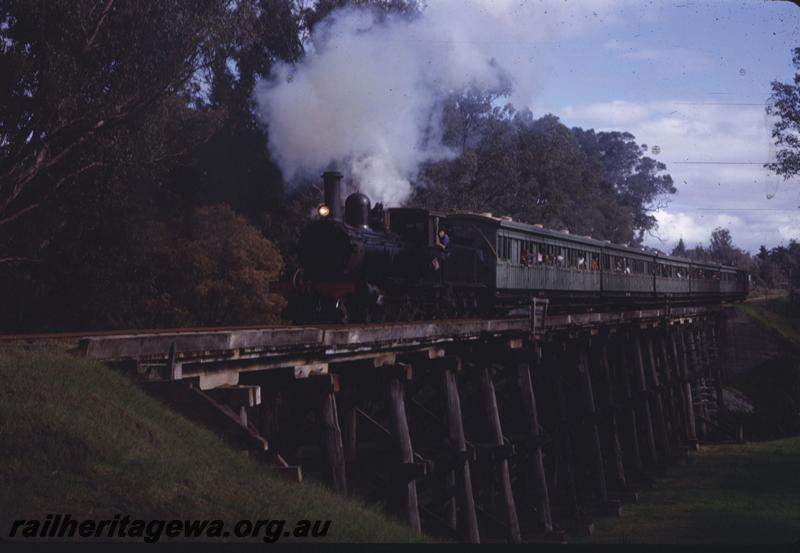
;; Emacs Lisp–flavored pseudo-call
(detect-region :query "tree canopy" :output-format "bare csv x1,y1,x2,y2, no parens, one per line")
767,47,800,181
411,96,675,245
753,240,800,298
671,238,687,257
669,228,750,268
0,0,300,331
0,0,235,231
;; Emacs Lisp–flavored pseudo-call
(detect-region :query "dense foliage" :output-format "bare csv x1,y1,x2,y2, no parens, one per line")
0,0,300,332
670,228,752,268
752,241,800,294
411,98,676,245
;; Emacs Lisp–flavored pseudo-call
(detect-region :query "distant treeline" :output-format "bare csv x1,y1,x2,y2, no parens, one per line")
0,1,764,332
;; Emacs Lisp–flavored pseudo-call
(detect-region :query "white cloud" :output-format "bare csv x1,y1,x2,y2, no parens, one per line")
561,99,800,252
649,209,743,247
777,215,800,242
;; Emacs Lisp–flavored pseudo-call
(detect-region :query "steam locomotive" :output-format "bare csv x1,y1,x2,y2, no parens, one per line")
271,171,750,324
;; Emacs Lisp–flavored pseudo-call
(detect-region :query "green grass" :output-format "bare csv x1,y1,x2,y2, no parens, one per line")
583,438,800,544
736,298,800,350
0,346,425,543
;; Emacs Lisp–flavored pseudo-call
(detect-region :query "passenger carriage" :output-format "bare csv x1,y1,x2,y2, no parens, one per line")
654,254,691,296
688,260,721,297
599,244,655,296
442,212,744,304
720,266,738,297
446,213,603,300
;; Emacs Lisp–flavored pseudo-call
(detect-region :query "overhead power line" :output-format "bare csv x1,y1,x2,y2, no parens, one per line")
679,208,798,212
672,102,767,106
668,161,770,165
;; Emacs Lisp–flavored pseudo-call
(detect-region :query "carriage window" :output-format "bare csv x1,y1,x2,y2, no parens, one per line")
557,247,566,267
575,250,587,270
497,236,511,260
624,258,633,274
520,240,530,266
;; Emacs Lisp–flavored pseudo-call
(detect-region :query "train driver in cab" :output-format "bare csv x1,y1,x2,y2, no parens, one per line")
436,227,450,252
432,220,450,274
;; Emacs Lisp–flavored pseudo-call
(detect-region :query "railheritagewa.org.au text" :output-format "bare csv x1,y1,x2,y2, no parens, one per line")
8,514,331,543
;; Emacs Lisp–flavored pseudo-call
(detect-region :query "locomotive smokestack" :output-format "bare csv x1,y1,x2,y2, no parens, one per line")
322,170,344,221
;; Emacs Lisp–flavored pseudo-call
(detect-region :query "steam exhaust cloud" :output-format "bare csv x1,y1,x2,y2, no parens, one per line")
254,0,620,206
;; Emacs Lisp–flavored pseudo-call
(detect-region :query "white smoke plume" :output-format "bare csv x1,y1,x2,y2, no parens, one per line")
254,0,621,206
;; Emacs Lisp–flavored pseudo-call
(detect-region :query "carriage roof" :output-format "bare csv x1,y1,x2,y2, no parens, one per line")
445,211,740,271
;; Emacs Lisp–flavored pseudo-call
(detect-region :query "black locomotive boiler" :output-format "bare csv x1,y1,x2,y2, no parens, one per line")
272,171,750,324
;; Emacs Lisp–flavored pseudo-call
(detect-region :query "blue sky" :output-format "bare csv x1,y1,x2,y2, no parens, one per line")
524,0,800,252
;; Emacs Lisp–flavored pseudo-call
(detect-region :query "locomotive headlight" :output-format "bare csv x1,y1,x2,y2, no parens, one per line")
318,205,331,217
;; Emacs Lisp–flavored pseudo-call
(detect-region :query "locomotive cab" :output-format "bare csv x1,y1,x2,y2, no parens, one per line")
385,207,450,281
386,207,446,248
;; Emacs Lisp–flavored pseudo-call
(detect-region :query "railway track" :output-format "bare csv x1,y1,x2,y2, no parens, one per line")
0,297,738,344
0,318,508,343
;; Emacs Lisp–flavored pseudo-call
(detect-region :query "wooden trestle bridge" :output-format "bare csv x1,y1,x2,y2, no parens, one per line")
79,302,734,543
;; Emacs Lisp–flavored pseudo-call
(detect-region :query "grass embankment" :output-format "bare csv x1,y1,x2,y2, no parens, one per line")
736,297,800,349
584,438,800,544
734,298,800,438
0,346,424,543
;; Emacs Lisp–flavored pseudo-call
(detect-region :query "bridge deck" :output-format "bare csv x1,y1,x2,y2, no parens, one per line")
77,305,716,388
